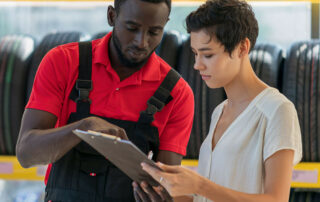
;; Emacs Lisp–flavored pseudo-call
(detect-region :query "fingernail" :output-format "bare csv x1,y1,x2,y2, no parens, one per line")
141,182,147,187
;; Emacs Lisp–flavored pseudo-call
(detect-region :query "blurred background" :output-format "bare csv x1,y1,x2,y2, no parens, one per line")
0,0,318,201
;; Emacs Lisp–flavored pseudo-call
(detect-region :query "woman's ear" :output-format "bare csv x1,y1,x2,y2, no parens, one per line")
107,6,117,27
239,38,251,58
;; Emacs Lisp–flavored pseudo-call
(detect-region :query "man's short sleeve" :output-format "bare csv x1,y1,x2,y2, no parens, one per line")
26,47,68,117
158,80,194,156
263,102,302,165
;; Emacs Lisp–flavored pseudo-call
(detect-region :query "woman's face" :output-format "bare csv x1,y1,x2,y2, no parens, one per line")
190,30,241,89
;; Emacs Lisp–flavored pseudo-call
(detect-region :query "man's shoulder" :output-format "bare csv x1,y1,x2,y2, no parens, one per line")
43,42,79,62
54,42,79,55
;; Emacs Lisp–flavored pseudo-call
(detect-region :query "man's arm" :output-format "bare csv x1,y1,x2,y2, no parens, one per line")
16,109,127,168
156,150,182,165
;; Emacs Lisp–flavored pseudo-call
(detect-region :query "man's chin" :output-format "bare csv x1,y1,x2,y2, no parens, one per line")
122,58,147,68
128,55,148,63
126,56,149,65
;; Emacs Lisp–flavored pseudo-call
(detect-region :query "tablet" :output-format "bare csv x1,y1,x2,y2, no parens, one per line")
72,129,161,186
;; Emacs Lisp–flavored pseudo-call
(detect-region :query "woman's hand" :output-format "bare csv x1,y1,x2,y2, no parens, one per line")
141,162,202,197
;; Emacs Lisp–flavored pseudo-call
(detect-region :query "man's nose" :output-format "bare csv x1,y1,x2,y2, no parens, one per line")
134,31,148,49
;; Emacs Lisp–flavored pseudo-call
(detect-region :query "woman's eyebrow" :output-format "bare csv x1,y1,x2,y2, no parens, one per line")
198,47,213,52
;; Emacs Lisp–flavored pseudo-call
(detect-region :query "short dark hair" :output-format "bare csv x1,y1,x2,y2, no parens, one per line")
186,0,259,55
114,0,171,15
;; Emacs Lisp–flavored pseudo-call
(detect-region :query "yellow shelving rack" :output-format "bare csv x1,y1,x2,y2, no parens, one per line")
0,156,319,188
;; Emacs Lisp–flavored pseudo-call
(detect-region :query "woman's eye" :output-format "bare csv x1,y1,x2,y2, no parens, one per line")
149,31,158,36
204,55,213,58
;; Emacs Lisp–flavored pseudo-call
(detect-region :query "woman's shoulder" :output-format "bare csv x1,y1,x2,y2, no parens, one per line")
256,87,296,119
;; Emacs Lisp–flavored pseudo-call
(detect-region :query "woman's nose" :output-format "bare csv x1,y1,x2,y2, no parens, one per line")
193,56,205,71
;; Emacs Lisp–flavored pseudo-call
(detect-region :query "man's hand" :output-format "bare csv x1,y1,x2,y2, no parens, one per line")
16,109,128,168
133,181,173,202
81,116,128,140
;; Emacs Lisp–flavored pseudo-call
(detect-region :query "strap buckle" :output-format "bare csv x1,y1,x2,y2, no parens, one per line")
75,79,92,103
146,96,165,114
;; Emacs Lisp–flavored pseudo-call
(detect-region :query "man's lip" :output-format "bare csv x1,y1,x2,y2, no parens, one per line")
128,50,147,58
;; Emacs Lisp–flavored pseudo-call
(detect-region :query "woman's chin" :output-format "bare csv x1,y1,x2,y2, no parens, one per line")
205,81,223,89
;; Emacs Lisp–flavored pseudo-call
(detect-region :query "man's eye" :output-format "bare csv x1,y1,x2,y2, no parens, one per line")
127,27,137,31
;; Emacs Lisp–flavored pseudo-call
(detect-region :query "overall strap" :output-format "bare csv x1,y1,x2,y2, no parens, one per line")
69,41,93,116
138,69,181,124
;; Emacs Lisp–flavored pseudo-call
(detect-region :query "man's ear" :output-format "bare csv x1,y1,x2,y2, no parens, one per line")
107,6,117,27
239,38,250,58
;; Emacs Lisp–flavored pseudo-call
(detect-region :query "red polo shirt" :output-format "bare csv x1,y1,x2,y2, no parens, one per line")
26,32,194,183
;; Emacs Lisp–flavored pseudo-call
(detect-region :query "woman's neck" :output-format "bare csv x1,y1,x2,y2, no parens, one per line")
224,56,268,108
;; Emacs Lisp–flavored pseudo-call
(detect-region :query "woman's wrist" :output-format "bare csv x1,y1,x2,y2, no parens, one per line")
195,174,206,196
195,175,216,197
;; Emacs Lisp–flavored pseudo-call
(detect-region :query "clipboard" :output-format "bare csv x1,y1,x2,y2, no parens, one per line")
73,129,161,186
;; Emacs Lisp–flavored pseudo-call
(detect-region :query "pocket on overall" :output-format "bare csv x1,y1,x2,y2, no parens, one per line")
104,166,134,199
78,155,109,194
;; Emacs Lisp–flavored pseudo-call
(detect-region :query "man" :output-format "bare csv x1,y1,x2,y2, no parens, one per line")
15,0,194,201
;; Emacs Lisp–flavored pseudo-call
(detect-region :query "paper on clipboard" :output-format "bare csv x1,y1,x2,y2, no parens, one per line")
72,129,161,186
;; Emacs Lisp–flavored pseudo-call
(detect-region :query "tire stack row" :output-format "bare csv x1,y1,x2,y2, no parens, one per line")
26,32,89,100
0,36,35,155
0,31,317,164
249,43,285,90
283,41,320,162
282,41,320,201
0,32,87,155
1,30,320,201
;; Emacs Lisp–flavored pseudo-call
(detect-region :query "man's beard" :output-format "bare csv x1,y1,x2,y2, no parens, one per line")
112,30,156,69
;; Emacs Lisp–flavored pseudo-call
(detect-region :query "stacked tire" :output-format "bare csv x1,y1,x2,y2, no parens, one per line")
283,41,320,162
27,32,89,100
155,30,182,70
0,35,35,155
0,32,87,155
249,43,285,90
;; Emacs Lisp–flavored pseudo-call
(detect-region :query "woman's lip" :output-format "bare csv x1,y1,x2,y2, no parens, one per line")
201,75,211,80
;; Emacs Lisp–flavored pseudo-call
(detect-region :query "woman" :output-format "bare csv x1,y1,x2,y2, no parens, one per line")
138,0,302,201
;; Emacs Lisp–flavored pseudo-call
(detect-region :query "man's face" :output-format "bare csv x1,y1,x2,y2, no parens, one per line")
111,0,169,67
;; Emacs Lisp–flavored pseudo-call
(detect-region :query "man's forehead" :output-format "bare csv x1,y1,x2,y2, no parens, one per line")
117,0,169,24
